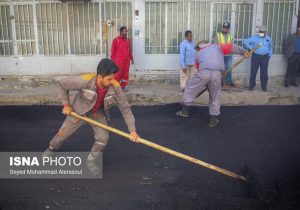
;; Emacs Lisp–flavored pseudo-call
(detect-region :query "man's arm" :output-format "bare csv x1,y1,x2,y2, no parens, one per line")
268,37,273,57
179,42,186,69
111,39,117,61
59,76,84,106
114,87,139,142
283,35,291,51
232,44,248,55
128,38,134,64
59,75,86,115
243,36,254,51
283,34,292,58
113,86,136,133
213,34,219,44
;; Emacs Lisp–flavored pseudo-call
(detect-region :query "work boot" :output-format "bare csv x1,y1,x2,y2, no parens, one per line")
86,150,102,177
86,160,101,176
176,105,190,117
42,148,55,158
284,81,289,87
208,115,220,127
227,82,236,87
291,83,298,87
122,87,129,92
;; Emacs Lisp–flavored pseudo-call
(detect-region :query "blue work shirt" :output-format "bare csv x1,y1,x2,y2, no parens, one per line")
179,39,195,68
243,34,273,57
295,36,300,53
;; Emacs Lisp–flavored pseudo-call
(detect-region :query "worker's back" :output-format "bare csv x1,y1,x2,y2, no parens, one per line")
196,44,225,71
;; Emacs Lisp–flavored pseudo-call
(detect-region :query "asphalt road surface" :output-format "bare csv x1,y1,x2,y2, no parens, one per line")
0,104,299,210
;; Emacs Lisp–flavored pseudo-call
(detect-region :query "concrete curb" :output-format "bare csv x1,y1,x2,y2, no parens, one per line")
0,83,299,106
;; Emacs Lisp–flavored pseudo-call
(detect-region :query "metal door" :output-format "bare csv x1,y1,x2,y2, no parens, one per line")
102,1,133,58
210,2,255,45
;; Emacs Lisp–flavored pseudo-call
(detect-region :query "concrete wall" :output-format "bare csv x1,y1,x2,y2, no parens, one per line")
0,0,296,85
0,56,105,75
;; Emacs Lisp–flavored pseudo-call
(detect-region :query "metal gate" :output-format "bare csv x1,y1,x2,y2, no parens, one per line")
103,1,133,57
211,2,255,46
0,0,133,58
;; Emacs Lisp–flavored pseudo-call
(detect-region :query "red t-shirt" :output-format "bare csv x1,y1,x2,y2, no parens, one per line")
220,43,233,55
92,82,108,113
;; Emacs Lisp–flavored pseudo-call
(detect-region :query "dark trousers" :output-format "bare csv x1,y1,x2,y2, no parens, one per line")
250,53,270,89
285,53,300,85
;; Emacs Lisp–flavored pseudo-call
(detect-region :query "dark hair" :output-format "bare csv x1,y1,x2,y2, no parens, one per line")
120,26,127,34
97,58,119,77
185,30,192,37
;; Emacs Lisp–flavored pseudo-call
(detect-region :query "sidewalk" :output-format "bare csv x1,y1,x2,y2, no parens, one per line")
0,80,299,106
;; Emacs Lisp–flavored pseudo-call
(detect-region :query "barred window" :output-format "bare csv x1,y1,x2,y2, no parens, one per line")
145,0,211,54
263,0,294,54
235,3,254,46
36,3,68,55
104,1,133,56
0,1,132,56
14,4,36,55
0,0,296,57
0,5,13,56
145,2,166,54
68,2,101,55
145,1,254,55
212,3,232,41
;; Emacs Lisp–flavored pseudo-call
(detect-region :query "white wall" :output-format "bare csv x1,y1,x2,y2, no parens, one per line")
0,0,294,79
0,55,105,75
0,54,287,78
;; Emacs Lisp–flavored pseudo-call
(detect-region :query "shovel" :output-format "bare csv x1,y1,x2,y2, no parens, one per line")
70,111,247,181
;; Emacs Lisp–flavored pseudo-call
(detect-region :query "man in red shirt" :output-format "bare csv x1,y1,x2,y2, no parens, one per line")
111,26,134,90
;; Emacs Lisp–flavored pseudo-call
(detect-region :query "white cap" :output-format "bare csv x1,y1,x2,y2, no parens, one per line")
258,25,267,32
198,41,210,48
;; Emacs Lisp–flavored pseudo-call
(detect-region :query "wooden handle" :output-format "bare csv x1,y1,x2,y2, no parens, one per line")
70,112,247,181
197,43,263,96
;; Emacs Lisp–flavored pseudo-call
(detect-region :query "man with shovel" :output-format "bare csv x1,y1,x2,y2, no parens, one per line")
176,41,248,127
43,58,139,176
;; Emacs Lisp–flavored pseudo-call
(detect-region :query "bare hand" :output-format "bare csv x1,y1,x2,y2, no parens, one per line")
62,105,73,115
244,52,251,58
182,68,187,73
129,131,139,143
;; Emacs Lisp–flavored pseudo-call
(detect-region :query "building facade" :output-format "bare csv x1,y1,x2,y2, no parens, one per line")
0,0,299,83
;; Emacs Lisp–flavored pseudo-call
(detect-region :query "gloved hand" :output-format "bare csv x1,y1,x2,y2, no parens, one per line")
62,104,73,115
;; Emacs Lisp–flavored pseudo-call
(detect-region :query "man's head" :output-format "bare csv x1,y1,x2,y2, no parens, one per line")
120,26,128,38
222,22,230,34
96,59,119,87
296,26,300,36
185,30,193,42
258,25,267,37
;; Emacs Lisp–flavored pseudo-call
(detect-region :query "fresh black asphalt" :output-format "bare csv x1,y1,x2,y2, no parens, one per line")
0,104,299,210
